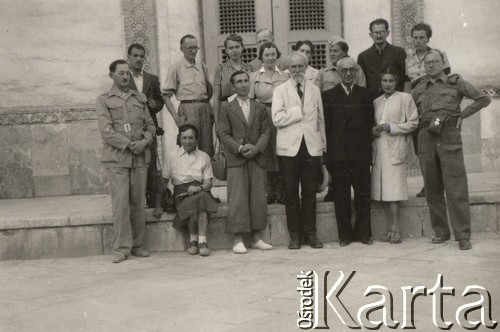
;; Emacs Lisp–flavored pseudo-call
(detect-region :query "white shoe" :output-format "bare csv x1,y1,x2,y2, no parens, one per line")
251,240,273,250
232,242,247,254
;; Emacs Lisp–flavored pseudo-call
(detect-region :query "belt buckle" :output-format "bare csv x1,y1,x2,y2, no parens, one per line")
124,123,131,132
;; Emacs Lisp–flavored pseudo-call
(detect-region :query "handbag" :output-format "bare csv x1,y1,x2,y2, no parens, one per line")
211,137,227,181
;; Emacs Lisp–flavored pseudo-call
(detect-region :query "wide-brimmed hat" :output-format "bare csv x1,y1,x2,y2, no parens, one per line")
317,164,331,193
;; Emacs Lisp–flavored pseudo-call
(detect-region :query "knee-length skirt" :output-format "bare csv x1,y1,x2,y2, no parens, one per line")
371,132,408,202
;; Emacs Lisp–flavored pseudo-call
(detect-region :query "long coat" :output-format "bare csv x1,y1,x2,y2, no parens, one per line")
372,91,418,165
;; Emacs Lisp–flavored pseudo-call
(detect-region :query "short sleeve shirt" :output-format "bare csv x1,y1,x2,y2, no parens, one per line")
163,58,209,100
249,66,289,103
163,146,214,185
213,61,253,98
406,48,450,83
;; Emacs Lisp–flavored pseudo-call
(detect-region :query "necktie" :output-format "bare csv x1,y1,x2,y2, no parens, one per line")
297,83,303,100
346,85,352,95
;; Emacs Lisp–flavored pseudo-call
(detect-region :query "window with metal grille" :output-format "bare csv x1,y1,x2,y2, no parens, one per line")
219,47,258,64
289,0,326,31
219,0,256,34
291,42,328,69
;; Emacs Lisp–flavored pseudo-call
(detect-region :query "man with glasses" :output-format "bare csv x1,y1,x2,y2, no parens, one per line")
322,57,374,247
358,18,406,98
411,49,490,250
163,34,214,157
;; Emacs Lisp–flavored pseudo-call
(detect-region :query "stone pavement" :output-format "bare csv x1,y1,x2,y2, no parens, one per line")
1,232,499,332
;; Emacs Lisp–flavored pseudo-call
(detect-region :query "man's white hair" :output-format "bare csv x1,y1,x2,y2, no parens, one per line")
287,51,309,65
336,56,356,69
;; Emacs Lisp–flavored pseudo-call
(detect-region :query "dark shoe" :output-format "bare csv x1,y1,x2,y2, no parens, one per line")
416,187,425,198
112,252,127,263
458,238,472,250
131,247,150,257
339,240,351,247
199,242,210,256
213,197,222,204
362,239,374,245
305,235,323,248
431,235,450,244
276,196,286,205
266,196,276,204
288,238,301,250
187,241,199,255
324,190,335,202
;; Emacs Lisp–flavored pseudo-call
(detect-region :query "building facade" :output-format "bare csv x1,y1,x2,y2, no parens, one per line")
0,0,499,198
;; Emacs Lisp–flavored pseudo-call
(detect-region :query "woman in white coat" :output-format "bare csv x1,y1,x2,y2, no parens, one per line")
371,68,418,243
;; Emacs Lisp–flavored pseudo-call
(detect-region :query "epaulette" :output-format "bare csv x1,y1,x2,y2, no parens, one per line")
414,75,429,89
447,73,462,85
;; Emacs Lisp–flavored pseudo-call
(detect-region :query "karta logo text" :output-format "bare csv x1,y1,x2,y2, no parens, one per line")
296,271,497,330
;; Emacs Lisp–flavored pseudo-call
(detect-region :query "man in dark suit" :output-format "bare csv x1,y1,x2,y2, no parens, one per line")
127,43,165,208
357,18,406,98
218,71,272,254
322,57,375,246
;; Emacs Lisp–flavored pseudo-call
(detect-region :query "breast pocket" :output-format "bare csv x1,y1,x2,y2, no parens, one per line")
179,80,197,95
440,88,459,106
130,101,145,122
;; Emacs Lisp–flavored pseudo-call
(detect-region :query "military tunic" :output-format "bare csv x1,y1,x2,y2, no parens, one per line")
96,86,156,255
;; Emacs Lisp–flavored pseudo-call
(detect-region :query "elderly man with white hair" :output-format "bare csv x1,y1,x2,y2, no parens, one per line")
322,56,375,247
271,51,327,250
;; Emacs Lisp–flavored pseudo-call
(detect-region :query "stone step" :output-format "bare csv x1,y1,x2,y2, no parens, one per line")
1,194,498,260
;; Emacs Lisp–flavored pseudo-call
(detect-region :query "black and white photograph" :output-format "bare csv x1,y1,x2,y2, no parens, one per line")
0,0,499,331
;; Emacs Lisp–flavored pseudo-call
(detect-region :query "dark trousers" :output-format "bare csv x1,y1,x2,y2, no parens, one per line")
331,160,371,242
106,167,147,255
279,139,321,239
146,136,158,207
418,127,471,240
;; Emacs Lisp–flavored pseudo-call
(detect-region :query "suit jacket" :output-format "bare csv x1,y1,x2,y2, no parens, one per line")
271,78,326,157
357,43,406,97
218,98,271,168
322,84,374,162
128,70,164,128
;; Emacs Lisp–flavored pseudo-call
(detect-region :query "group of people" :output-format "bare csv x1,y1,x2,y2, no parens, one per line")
97,18,490,263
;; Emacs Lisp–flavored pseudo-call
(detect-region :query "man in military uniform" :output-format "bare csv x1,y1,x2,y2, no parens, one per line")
412,49,490,250
97,59,156,263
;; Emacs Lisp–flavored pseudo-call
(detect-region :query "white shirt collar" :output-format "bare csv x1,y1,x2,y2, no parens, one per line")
259,65,283,75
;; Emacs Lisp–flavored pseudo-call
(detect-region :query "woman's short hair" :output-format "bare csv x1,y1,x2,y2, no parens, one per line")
294,40,315,55
380,67,400,82
179,124,199,139
258,42,281,61
333,41,349,55
224,34,244,49
411,22,432,39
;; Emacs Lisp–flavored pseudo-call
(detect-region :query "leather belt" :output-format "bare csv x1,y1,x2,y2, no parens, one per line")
180,99,209,104
262,102,272,107
419,117,458,129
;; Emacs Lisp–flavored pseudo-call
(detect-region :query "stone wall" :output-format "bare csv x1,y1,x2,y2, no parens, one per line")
0,0,125,108
0,107,106,198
